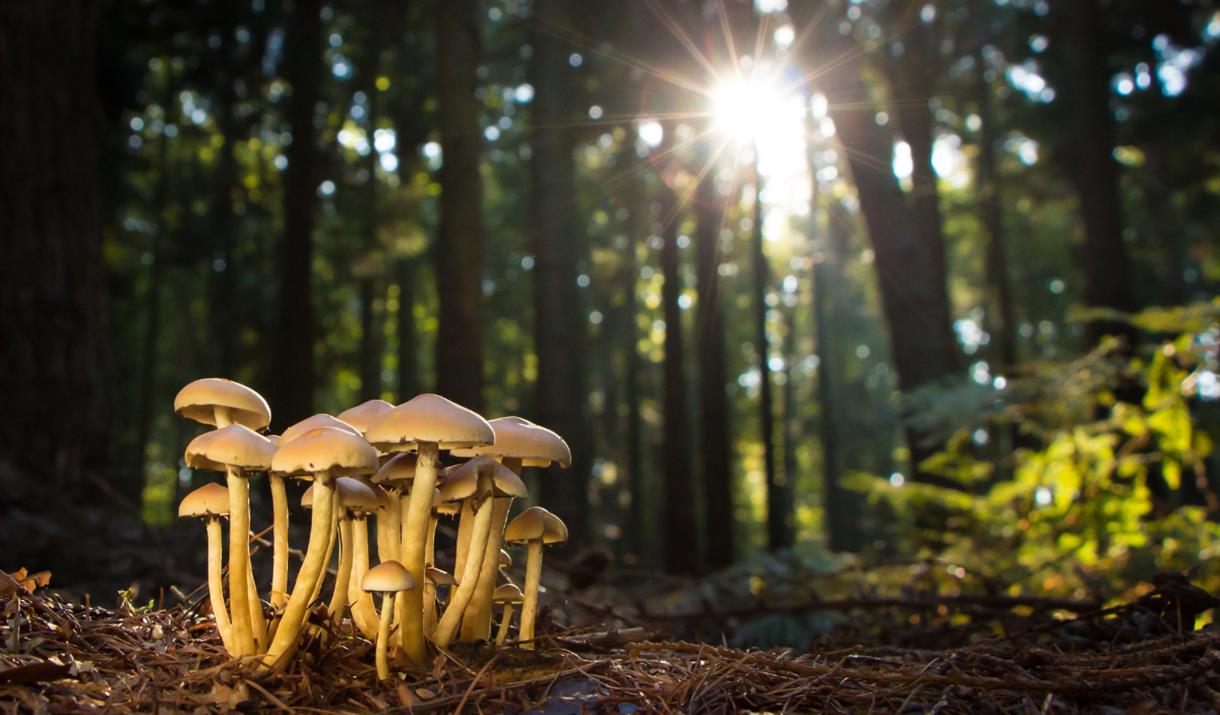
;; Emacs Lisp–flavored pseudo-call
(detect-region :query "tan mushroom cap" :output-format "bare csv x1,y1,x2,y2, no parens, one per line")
364,393,495,452
335,476,384,513
185,424,277,473
451,416,572,468
362,560,417,593
178,482,230,518
174,378,271,431
280,413,361,445
370,452,417,487
271,426,379,478
498,549,512,568
425,566,455,586
337,399,395,434
504,506,568,545
439,456,528,502
493,583,524,603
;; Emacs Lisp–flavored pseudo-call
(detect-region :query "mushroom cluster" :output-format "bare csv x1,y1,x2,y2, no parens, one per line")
174,379,572,676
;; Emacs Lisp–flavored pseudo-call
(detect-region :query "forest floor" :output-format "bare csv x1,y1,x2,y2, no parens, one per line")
2,568,1219,713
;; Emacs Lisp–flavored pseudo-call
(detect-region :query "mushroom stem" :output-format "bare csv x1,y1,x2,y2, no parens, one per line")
378,490,401,562
246,560,267,651
262,475,335,669
459,496,512,642
269,474,289,610
223,464,256,656
495,603,514,646
375,593,394,680
204,518,235,654
423,514,440,638
349,518,379,638
454,499,474,575
432,492,494,648
327,517,355,623
519,539,543,650
310,507,339,605
397,442,439,668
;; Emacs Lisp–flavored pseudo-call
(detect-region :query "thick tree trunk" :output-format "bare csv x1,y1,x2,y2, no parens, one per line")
790,0,959,487
694,168,734,568
529,0,592,543
270,0,322,427
1049,0,1136,342
0,0,111,488
434,0,485,411
657,127,699,573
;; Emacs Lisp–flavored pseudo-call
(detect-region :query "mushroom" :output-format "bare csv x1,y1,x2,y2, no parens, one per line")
267,414,361,610
326,477,382,625
493,583,525,646
178,482,235,654
504,507,568,649
174,378,272,656
431,457,527,648
348,480,389,638
184,423,276,656
424,565,455,636
361,560,417,681
369,452,417,564
262,426,378,669
363,394,494,667
451,417,571,641
337,399,395,436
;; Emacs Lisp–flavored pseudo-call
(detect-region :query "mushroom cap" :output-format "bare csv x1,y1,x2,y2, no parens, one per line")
280,413,362,445
425,566,454,586
174,378,271,431
370,452,417,487
364,394,495,452
185,424,277,473
335,476,383,513
362,560,417,593
439,456,528,502
451,416,572,468
336,399,395,434
433,488,460,516
271,426,379,478
178,482,230,518
493,583,524,603
498,549,512,568
300,483,315,508
505,506,568,545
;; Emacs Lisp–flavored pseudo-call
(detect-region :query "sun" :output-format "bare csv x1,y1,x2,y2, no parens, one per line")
709,74,791,147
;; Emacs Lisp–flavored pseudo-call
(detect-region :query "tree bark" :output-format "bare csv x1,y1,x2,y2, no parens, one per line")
975,64,1018,370
0,0,111,488
358,8,385,402
657,127,699,573
209,4,240,377
694,163,734,568
753,160,787,552
529,0,592,543
270,0,322,427
1048,0,1136,342
434,0,485,410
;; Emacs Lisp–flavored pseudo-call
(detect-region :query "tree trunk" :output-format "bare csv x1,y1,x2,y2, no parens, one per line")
975,65,1018,370
209,5,240,377
790,0,959,487
358,11,385,402
0,0,111,489
434,0,485,411
1049,0,1136,342
657,127,699,573
270,0,322,427
753,160,787,552
694,165,734,568
529,0,592,544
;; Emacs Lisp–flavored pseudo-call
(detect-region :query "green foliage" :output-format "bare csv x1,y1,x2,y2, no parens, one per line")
864,304,1220,603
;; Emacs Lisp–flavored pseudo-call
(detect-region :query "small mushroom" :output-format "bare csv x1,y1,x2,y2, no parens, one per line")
369,452,418,564
327,477,383,625
493,583,525,645
178,483,235,654
262,427,378,669
337,399,395,436
184,423,276,656
364,394,494,667
431,457,527,648
348,481,389,637
361,560,417,681
451,417,571,641
505,507,568,649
